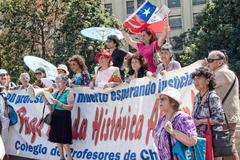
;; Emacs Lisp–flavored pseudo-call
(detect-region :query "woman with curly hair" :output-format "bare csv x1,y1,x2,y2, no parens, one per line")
68,55,91,86
126,55,151,82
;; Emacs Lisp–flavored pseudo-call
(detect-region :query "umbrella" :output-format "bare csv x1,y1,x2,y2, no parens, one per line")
24,56,57,80
80,27,123,41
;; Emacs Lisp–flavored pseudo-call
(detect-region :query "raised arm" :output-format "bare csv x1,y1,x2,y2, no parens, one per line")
119,27,138,50
158,19,169,47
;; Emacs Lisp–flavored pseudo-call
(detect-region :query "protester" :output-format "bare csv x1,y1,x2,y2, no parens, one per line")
0,69,16,90
192,67,224,138
68,55,91,86
0,84,9,150
120,20,168,73
155,87,197,160
57,64,69,76
106,35,132,81
18,73,31,90
46,74,74,160
89,51,122,89
154,43,181,75
126,54,151,82
33,67,46,88
207,50,240,160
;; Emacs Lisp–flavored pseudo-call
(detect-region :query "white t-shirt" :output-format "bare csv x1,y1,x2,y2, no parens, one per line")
95,66,120,88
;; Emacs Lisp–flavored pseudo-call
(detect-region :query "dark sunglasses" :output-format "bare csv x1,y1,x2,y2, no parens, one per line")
207,58,223,63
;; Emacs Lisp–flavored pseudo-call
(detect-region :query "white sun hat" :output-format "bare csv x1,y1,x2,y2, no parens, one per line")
156,87,181,104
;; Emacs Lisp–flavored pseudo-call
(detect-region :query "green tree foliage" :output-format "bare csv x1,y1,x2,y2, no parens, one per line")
179,0,240,74
0,0,119,81
53,0,119,73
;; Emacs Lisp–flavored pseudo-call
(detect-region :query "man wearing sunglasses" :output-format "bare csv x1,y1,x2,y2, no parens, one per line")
207,50,240,160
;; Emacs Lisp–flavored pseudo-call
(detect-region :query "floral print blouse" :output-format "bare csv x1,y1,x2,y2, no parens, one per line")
155,111,197,160
192,90,224,137
71,71,91,86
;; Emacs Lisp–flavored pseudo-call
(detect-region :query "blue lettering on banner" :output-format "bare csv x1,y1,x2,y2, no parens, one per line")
111,82,157,102
158,72,192,93
76,93,108,103
70,148,121,160
140,149,159,160
15,140,47,156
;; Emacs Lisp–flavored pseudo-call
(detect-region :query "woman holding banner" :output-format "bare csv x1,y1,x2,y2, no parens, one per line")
89,51,122,89
68,55,91,86
120,20,168,73
46,74,74,160
155,87,197,160
126,54,151,82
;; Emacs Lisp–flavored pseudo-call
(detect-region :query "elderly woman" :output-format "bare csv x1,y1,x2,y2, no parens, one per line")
120,21,168,73
89,51,122,89
46,74,74,160
192,67,224,138
155,43,181,75
126,55,151,82
18,73,31,90
155,87,197,160
68,55,90,86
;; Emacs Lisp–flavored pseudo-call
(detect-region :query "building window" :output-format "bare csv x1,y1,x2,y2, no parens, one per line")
126,1,134,15
137,0,144,7
168,0,181,8
169,16,182,29
104,3,112,14
192,0,206,5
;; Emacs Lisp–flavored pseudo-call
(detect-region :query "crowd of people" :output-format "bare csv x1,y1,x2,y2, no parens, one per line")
0,21,240,160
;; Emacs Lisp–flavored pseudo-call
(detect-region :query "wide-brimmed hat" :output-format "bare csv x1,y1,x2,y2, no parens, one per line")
156,87,181,104
95,51,112,62
57,64,69,75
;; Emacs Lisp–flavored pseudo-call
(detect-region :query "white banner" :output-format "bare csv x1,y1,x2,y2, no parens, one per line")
5,61,201,160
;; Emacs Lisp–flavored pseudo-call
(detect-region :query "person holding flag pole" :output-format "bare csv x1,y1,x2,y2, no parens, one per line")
119,1,170,73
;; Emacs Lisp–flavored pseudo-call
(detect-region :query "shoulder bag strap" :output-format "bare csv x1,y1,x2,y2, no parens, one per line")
167,132,174,160
222,76,236,104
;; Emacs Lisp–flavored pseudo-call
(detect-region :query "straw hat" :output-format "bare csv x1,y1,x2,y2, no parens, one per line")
57,64,69,76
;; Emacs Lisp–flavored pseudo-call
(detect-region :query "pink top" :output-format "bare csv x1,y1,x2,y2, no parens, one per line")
137,40,160,72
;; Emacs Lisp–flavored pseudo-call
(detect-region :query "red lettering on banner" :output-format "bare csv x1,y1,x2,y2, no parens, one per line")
146,99,159,145
92,106,144,145
72,107,88,140
17,106,44,143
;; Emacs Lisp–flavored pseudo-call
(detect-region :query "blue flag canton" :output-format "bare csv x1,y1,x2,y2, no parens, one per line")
136,1,156,22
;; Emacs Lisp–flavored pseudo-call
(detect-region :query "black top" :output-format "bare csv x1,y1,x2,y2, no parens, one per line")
111,48,128,69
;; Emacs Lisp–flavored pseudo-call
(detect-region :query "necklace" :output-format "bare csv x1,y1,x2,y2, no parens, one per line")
200,90,208,101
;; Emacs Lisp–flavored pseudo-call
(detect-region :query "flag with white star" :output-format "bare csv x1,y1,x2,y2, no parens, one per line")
124,1,170,34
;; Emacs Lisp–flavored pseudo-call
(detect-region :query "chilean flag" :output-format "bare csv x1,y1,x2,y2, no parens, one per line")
124,1,170,34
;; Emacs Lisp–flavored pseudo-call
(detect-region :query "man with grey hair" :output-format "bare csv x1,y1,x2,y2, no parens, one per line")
207,50,240,160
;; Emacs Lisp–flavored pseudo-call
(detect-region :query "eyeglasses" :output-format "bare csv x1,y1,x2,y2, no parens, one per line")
207,58,223,63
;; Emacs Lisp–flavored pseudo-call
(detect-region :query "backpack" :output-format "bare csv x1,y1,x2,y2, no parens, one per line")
0,93,18,126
